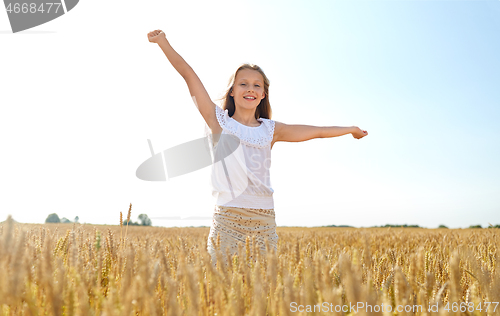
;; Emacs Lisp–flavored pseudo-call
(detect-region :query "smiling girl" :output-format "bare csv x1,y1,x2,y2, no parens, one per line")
147,29,368,267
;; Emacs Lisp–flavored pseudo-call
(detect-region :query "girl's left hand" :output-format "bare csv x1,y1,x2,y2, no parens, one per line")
351,127,368,139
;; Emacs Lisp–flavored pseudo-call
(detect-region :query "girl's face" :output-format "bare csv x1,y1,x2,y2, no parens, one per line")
230,69,266,111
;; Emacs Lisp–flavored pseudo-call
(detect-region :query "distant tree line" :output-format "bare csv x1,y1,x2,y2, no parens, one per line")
380,224,421,228
321,224,422,228
468,224,500,229
321,224,500,229
45,213,152,226
123,214,152,226
45,213,79,224
436,224,500,229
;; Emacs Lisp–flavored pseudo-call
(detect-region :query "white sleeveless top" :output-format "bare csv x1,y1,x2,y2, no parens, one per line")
205,105,276,209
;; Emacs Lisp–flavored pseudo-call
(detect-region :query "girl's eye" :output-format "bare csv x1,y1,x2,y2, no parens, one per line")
255,85,260,87
240,83,246,86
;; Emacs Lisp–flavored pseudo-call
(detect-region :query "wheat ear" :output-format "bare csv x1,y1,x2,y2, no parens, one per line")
124,203,132,248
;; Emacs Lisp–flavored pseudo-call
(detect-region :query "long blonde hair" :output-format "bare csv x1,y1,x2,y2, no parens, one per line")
220,64,272,120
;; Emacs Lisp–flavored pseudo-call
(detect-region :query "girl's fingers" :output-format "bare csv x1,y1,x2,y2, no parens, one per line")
147,30,163,40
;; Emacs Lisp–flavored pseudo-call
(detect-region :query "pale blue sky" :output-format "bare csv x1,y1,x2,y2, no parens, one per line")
1,0,499,228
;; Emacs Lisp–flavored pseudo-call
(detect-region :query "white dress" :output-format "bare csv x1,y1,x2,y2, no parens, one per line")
204,105,278,266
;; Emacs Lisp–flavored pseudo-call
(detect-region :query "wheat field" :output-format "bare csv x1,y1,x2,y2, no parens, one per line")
0,215,498,316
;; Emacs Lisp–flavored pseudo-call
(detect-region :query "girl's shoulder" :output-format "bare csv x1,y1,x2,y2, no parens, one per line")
256,117,275,140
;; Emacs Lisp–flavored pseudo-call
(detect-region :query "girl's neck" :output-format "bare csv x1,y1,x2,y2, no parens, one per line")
231,108,260,127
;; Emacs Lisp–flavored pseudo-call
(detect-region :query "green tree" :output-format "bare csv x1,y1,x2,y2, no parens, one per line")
123,220,139,226
138,214,152,226
469,225,482,229
45,213,61,223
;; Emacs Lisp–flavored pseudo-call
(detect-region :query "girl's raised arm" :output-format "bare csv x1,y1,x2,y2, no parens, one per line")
147,30,221,134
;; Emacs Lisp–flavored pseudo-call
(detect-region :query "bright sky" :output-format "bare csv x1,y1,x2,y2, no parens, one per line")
1,0,499,229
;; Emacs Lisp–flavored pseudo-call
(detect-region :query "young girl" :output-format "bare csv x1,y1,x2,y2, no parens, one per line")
147,29,368,267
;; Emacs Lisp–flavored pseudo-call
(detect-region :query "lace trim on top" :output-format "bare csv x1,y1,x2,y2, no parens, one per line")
215,105,274,149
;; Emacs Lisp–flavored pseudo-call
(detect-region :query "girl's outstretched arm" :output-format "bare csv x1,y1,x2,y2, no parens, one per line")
147,30,220,134
272,122,367,146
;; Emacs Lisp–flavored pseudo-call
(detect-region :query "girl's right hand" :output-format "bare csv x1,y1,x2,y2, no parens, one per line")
147,30,166,43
